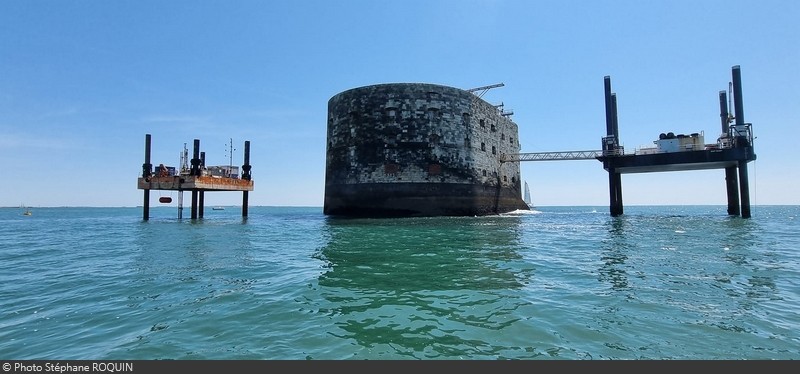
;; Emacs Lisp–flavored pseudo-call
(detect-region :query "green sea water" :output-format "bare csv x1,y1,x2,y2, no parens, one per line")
1,205,798,359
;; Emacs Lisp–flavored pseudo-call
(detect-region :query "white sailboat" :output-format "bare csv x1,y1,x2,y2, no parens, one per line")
523,181,535,209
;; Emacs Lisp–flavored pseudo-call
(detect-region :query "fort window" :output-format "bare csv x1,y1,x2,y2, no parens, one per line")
482,170,487,177
384,163,399,175
490,124,496,132
492,146,496,155
481,142,486,151
510,137,514,145
501,133,505,140
503,175,507,182
480,119,485,129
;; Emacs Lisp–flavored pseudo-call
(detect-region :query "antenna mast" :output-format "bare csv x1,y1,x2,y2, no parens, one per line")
180,143,189,175
226,138,236,178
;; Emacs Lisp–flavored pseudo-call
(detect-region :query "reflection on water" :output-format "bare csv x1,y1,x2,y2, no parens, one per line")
313,215,536,358
718,217,783,312
128,218,261,352
599,217,631,291
316,216,527,291
590,209,798,359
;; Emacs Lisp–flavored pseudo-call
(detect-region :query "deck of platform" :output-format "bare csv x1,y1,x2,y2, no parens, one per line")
597,146,756,174
138,175,254,192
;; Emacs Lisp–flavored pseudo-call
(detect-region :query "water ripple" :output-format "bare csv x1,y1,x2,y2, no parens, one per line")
1,206,798,359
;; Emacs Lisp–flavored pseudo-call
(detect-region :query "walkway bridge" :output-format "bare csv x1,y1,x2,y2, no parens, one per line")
500,150,609,163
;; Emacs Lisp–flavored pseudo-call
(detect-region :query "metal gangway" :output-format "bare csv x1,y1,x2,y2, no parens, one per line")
500,150,605,163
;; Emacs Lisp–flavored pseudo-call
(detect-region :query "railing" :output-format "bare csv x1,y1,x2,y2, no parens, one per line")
500,150,605,163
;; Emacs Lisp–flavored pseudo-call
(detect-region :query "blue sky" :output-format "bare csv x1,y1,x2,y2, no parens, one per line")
1,0,797,208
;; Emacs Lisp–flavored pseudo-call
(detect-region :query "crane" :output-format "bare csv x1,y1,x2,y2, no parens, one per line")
466,83,504,98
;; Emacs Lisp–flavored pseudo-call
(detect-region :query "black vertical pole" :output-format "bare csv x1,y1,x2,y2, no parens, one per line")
738,160,751,219
604,76,622,217
720,90,740,216
242,140,251,218
142,134,152,221
732,65,751,218
604,76,615,137
608,168,619,216
719,90,731,135
198,151,205,219
191,192,198,220
191,139,200,220
191,139,201,176
616,175,623,213
725,167,741,216
611,94,619,140
732,66,745,133
611,93,623,215
242,192,249,218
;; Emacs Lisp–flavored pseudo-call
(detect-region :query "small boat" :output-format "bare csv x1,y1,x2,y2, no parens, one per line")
212,206,225,210
22,206,32,216
523,181,535,209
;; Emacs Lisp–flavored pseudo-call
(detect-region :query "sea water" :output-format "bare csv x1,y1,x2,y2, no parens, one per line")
1,205,798,360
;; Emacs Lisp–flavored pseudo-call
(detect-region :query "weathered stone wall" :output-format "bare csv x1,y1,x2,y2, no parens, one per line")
324,83,526,216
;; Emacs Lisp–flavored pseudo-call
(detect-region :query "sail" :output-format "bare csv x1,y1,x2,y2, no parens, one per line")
524,181,532,206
